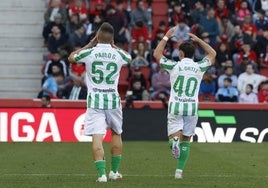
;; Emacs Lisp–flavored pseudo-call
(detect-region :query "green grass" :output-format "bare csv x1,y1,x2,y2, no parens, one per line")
0,142,267,188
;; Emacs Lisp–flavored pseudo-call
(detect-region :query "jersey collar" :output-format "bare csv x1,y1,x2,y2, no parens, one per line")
96,43,112,47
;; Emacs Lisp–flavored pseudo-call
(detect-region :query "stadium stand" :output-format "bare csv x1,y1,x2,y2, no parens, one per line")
2,0,268,104
0,0,45,98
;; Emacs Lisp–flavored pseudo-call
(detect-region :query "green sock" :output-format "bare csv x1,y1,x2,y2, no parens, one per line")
95,160,106,177
177,142,190,170
111,155,122,173
168,139,173,149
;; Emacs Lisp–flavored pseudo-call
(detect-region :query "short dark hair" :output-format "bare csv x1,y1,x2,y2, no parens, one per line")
179,42,195,58
224,77,232,83
98,22,114,43
42,95,51,101
247,84,253,90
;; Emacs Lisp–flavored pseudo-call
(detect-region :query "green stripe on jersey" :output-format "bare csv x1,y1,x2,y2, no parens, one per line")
94,93,100,108
168,102,173,114
103,94,108,109
75,49,93,62
87,94,92,108
112,93,117,109
174,103,179,115
192,103,196,116
117,50,131,63
200,66,209,72
160,63,175,70
183,103,188,116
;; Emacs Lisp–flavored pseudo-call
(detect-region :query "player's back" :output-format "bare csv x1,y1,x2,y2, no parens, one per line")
168,57,209,116
75,43,131,109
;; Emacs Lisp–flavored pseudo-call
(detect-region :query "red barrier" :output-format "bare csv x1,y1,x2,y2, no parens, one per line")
0,99,268,110
0,108,111,142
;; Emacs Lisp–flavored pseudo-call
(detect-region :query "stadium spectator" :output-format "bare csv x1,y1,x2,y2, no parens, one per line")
150,67,170,101
241,14,257,41
68,23,88,50
215,42,232,69
85,14,104,37
125,79,150,106
236,0,252,23
41,72,64,98
130,0,151,29
199,72,216,95
43,52,68,78
151,20,168,41
254,9,268,38
167,0,191,19
235,43,257,67
217,16,234,44
62,77,87,100
168,3,187,27
237,64,267,93
47,25,68,53
129,66,149,89
105,4,128,47
66,13,81,35
171,18,190,43
258,80,268,102
218,66,238,88
215,0,229,22
190,0,207,24
199,8,220,48
131,21,149,42
130,42,150,67
239,83,258,103
255,28,268,67
44,0,67,24
235,54,258,75
216,77,239,102
89,0,105,17
41,95,52,108
229,24,253,56
43,13,66,44
254,0,268,15
151,29,165,50
194,32,210,61
68,0,88,22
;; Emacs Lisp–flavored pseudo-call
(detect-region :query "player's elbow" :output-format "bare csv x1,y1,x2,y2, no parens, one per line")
153,51,161,63
68,54,75,64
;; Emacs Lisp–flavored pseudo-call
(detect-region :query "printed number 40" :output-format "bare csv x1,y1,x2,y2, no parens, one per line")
173,75,198,97
92,61,118,84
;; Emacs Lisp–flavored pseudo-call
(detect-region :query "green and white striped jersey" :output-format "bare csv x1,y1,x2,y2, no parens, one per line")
74,44,131,109
160,56,211,116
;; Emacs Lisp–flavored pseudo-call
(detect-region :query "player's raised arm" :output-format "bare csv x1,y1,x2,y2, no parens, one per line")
153,27,176,63
68,36,98,64
187,33,216,65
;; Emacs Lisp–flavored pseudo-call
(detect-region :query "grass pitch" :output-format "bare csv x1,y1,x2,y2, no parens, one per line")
0,142,267,188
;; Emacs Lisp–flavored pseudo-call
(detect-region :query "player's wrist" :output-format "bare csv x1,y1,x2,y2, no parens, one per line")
162,36,169,41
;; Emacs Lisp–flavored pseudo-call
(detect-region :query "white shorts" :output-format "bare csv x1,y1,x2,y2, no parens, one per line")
84,108,123,136
167,114,198,137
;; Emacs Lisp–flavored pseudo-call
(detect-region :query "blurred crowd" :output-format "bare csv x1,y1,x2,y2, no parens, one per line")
38,0,268,105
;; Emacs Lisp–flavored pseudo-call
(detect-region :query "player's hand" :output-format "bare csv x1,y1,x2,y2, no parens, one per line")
187,33,201,43
165,26,176,39
90,36,98,47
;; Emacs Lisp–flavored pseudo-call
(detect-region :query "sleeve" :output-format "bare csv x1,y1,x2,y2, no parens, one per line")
197,57,212,72
73,49,93,63
159,56,177,71
117,49,132,65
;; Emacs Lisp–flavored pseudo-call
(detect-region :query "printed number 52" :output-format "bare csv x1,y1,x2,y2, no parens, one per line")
92,61,118,84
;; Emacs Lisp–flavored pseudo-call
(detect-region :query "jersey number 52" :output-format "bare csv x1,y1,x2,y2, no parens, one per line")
91,61,118,84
